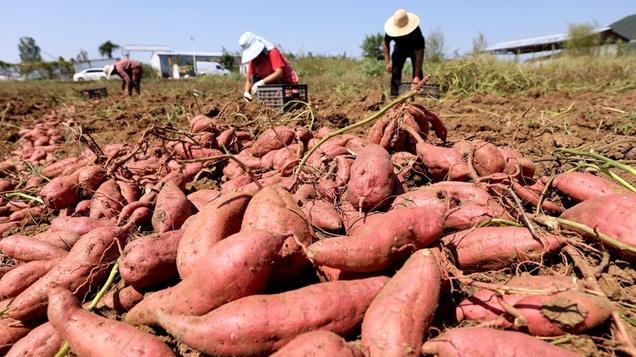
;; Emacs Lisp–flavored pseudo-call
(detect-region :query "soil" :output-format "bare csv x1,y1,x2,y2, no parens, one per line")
0,83,634,356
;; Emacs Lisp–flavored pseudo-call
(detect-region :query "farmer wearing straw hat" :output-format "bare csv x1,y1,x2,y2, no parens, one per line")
384,9,425,97
238,31,299,101
104,58,143,97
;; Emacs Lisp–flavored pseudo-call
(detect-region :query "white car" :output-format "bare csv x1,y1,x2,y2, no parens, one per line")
73,68,107,81
196,61,231,76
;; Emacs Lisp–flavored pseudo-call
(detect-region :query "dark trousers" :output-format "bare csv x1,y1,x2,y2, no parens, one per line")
131,66,142,95
390,49,417,97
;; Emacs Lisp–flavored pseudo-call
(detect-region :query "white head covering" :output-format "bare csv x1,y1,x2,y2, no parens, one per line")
239,31,275,64
384,9,420,37
103,64,115,79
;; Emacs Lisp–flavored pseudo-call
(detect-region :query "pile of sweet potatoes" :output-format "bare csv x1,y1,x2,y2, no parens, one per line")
0,101,634,357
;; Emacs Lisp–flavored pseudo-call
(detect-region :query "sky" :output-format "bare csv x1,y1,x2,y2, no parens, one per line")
1,1,635,63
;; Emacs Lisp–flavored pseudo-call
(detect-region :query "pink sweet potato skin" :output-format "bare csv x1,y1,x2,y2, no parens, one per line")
32,230,80,250
177,192,251,277
0,318,34,355
7,226,125,321
0,236,68,262
272,330,363,357
247,126,295,157
560,194,636,259
441,227,563,272
39,171,80,209
456,276,613,336
89,179,125,219
5,322,62,357
186,189,220,211
307,208,444,272
119,230,183,289
552,172,625,203
345,144,395,211
126,230,284,326
98,285,144,314
47,287,175,357
241,186,313,286
157,276,389,356
301,199,343,232
0,259,60,299
420,327,581,357
48,216,114,235
152,182,192,233
361,249,441,357
415,142,470,181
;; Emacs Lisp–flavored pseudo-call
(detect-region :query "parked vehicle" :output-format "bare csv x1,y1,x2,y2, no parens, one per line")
73,68,107,81
196,62,231,76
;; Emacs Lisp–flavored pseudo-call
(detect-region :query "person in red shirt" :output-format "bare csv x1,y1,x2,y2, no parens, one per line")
104,59,144,96
238,31,298,101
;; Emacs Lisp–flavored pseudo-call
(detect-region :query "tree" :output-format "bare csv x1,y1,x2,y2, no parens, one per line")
361,33,384,60
219,47,236,71
76,49,89,62
425,29,446,62
18,37,42,63
565,23,600,56
472,31,487,55
98,41,120,59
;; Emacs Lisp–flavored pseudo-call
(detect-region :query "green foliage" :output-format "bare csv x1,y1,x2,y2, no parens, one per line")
76,49,89,62
19,60,74,79
18,37,42,63
219,47,237,72
141,63,157,79
359,58,384,77
425,29,446,63
98,41,120,59
565,23,601,56
472,32,488,55
361,33,384,60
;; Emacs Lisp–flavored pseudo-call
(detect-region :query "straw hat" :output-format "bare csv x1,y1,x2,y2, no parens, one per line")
239,31,266,64
103,64,115,79
384,9,420,37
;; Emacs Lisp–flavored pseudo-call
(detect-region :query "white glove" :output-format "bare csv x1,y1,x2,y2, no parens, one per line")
243,91,252,101
251,80,265,94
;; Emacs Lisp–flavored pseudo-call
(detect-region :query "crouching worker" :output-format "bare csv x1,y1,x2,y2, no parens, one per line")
104,59,143,97
238,31,298,101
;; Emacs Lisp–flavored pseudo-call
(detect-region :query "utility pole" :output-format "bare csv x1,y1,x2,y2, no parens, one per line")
190,36,197,76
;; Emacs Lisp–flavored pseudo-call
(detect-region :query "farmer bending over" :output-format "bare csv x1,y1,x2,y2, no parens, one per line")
384,9,425,97
239,31,298,101
104,59,143,97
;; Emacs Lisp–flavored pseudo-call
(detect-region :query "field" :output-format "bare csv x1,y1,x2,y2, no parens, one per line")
0,55,635,356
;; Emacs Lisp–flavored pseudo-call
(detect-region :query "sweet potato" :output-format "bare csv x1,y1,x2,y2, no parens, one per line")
77,165,106,192
0,318,34,355
441,227,563,272
0,259,60,299
7,226,126,321
33,230,80,250
152,182,192,233
47,287,175,357
48,216,114,235
301,199,343,232
186,189,221,211
361,249,441,357
420,327,581,357
126,230,284,326
0,221,19,235
345,144,395,211
552,172,626,203
177,192,251,277
560,193,636,259
0,235,68,262
308,207,443,272
89,179,125,219
241,186,313,286
499,147,536,180
455,140,506,176
119,230,183,289
456,276,614,336
5,322,62,357
272,330,363,357
8,206,44,222
97,285,144,314
247,126,295,157
39,171,80,209
415,142,470,181
116,180,139,204
157,276,389,356
41,157,83,178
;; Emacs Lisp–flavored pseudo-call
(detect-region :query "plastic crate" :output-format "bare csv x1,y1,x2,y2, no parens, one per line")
79,87,108,99
398,83,440,98
255,84,308,111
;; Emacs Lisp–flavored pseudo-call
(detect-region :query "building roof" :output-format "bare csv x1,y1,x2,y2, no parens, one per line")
153,51,225,57
486,14,635,54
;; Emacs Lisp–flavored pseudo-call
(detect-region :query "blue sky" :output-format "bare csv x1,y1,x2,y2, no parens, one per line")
1,1,634,63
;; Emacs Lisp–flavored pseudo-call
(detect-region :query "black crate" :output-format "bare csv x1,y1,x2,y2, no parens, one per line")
79,87,108,99
255,84,308,111
398,83,440,98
